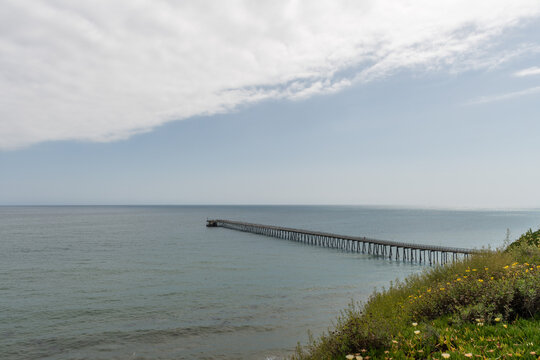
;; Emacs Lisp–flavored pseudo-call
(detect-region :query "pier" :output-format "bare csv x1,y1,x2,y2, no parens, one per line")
206,219,481,265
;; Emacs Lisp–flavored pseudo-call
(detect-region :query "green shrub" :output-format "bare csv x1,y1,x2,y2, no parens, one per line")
507,228,540,251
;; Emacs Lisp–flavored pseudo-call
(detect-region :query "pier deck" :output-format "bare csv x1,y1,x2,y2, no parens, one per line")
206,219,481,265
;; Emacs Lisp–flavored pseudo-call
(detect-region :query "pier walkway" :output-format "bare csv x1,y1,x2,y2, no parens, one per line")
207,219,481,265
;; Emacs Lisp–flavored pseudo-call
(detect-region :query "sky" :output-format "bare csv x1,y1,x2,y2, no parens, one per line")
1,0,540,207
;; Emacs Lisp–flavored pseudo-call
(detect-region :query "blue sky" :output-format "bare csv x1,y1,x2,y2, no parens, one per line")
1,1,540,207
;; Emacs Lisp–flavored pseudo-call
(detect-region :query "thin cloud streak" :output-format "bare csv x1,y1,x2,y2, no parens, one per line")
467,86,540,105
1,0,540,149
514,66,540,77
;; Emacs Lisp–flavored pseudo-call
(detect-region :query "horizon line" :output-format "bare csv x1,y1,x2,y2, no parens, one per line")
0,204,538,212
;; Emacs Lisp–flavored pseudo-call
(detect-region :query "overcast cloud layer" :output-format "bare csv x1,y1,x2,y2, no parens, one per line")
1,0,540,149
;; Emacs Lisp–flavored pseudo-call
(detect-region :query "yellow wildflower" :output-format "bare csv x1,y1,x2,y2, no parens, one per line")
441,353,450,358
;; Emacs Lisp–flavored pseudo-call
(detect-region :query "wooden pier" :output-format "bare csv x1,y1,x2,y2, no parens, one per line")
206,219,481,265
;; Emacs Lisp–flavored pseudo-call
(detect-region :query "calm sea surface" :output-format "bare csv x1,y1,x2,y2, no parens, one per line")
1,206,539,359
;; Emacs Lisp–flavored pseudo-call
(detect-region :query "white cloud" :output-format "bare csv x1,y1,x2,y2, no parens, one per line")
514,66,540,77
1,0,540,149
467,86,540,104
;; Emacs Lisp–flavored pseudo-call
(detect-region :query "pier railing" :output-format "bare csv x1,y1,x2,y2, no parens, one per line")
207,219,482,265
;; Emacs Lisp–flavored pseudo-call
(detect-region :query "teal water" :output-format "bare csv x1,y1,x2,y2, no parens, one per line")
1,206,539,359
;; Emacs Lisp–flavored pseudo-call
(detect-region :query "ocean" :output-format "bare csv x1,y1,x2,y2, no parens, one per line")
1,206,539,359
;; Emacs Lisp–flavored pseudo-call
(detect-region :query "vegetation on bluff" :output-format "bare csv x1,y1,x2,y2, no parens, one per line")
293,229,540,360
506,228,540,251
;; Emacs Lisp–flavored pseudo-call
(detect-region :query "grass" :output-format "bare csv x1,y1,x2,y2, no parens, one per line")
292,229,540,360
